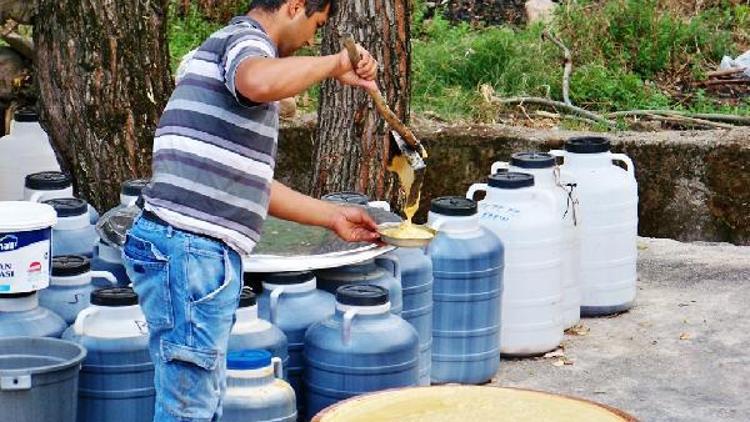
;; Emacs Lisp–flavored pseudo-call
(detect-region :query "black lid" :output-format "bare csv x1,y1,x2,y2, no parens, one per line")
0,291,37,298
263,271,315,285
488,172,535,189
238,287,257,308
321,191,369,205
90,287,138,307
121,179,149,197
430,196,477,217
43,197,88,217
565,136,611,154
510,152,555,169
14,109,39,122
52,255,91,277
336,284,388,307
25,171,72,191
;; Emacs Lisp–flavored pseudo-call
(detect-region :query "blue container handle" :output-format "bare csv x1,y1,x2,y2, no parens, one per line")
375,253,400,281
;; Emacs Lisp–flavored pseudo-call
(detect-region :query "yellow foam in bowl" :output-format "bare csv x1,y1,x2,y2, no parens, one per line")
314,386,635,422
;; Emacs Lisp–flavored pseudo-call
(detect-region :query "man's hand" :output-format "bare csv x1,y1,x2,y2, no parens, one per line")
268,181,381,244
336,44,378,91
326,206,381,243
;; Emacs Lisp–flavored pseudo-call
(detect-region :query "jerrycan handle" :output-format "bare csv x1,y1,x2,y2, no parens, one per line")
375,253,400,280
490,161,509,174
466,183,488,201
73,306,100,335
342,308,358,345
269,287,285,325
271,357,283,379
610,153,635,177
89,270,118,287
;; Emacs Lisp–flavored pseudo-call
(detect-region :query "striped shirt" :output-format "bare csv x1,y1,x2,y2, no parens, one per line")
142,16,278,255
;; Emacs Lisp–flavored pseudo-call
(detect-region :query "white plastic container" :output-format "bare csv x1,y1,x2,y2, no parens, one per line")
0,201,57,293
23,172,73,203
25,172,100,225
550,137,638,316
63,287,154,422
44,198,99,258
492,152,582,329
119,179,149,208
0,110,61,201
40,255,117,324
468,172,563,356
222,349,297,422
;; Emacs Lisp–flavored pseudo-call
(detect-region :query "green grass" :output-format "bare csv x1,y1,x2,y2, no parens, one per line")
167,0,750,121
168,3,222,73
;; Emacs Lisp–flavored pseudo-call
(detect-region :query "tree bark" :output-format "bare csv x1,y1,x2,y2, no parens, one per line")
176,0,247,24
311,0,411,207
34,0,173,212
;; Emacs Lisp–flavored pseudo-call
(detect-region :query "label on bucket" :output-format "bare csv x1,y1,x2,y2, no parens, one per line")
0,228,51,292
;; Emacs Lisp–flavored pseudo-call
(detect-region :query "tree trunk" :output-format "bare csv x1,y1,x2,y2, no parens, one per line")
176,0,247,24
34,0,173,212
311,0,411,207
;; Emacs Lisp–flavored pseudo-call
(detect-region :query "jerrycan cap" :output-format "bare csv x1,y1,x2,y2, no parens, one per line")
227,349,272,370
263,271,315,285
43,197,88,218
121,179,149,197
25,171,72,191
14,108,39,122
488,172,534,189
510,152,556,169
565,136,611,154
91,287,138,307
238,287,257,308
322,192,369,205
430,196,477,217
336,284,388,307
52,255,91,277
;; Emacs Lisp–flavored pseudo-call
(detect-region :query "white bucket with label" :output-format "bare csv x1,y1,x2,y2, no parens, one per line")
0,202,57,293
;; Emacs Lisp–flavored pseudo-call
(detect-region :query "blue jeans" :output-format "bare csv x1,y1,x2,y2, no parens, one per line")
122,215,242,422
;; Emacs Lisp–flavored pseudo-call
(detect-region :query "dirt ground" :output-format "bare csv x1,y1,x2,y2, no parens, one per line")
493,237,750,421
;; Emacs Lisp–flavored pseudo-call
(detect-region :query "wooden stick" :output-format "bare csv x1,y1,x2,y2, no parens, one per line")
693,78,750,87
493,96,616,128
607,110,750,125
642,113,735,129
542,28,572,107
706,67,747,78
341,35,426,158
535,110,600,126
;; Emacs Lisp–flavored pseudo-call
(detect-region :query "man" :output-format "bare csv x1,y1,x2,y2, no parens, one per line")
122,1,381,420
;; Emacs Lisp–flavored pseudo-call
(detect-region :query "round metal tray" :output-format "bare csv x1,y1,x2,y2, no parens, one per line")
243,205,402,272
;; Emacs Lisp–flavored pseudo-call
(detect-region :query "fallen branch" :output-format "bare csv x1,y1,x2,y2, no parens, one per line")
706,67,747,78
493,96,616,129
642,113,735,130
607,110,750,125
693,78,750,87
535,110,601,126
542,28,572,107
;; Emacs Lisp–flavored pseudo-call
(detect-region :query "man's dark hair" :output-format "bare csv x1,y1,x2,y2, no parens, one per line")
249,0,336,17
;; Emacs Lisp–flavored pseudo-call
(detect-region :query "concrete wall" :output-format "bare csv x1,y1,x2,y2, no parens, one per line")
276,116,750,245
